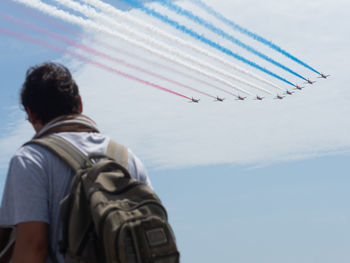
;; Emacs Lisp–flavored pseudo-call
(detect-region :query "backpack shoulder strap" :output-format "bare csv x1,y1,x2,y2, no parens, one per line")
25,135,92,173
106,139,128,170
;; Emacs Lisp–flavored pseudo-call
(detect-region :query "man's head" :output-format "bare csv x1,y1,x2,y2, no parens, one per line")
21,62,82,128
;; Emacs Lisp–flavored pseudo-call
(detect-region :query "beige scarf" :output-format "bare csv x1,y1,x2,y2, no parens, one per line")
34,114,100,139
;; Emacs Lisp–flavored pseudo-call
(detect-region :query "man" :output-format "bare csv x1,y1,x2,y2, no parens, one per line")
0,62,152,263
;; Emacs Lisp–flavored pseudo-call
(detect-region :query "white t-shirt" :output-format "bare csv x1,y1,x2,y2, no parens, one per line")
0,132,151,263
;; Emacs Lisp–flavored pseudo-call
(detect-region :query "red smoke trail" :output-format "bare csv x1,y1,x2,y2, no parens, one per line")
0,27,191,100
1,12,215,99
98,42,237,97
8,3,236,97
99,41,237,97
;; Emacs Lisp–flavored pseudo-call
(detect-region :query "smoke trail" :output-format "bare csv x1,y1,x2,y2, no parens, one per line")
189,0,320,75
99,42,237,97
51,0,264,95
121,0,296,87
0,26,192,100
6,0,78,35
81,0,284,92
156,0,307,81
14,0,252,96
0,12,216,99
8,0,234,95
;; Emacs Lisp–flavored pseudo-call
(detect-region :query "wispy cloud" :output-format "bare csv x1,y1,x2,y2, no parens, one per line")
0,115,33,170
73,54,350,170
1,0,349,171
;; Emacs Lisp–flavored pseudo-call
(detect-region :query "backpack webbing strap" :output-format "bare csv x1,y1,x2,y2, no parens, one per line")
26,135,91,173
106,140,128,170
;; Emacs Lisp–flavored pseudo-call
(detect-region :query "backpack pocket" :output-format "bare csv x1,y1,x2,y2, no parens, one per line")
116,216,179,263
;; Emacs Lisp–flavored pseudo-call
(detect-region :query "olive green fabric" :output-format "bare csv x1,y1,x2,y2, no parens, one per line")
28,135,179,263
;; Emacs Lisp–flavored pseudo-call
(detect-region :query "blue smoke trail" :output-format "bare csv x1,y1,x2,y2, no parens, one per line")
189,0,320,75
156,0,307,81
121,0,296,87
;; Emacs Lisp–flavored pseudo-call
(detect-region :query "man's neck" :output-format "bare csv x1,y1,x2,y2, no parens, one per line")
33,114,99,139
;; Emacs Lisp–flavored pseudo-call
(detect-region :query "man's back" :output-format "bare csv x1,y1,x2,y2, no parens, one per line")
0,62,157,262
0,131,151,262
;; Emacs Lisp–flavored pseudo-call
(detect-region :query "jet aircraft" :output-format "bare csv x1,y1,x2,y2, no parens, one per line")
305,79,316,84
285,90,294,95
274,95,285,100
236,95,247,101
215,96,225,102
294,85,304,90
318,73,330,79
254,96,264,101
190,97,200,103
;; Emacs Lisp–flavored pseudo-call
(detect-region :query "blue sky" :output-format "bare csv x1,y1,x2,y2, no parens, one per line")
0,0,350,262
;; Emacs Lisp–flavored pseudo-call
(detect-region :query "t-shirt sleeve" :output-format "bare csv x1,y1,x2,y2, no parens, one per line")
0,151,49,226
127,149,153,189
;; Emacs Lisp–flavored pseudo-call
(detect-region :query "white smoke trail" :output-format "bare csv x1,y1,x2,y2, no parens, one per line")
51,0,266,95
81,0,284,92
14,0,252,96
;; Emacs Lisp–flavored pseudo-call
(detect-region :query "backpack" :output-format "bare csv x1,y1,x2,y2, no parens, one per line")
28,135,179,263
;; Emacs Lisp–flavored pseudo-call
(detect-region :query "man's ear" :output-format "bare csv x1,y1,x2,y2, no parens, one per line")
26,108,37,124
78,96,83,113
25,108,43,132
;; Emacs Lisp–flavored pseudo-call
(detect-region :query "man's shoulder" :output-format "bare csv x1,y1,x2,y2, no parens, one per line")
16,132,151,187
56,132,151,187
10,132,109,168
11,141,54,166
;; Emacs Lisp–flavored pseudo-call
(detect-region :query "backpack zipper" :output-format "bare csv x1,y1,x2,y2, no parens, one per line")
87,181,141,201
76,223,95,256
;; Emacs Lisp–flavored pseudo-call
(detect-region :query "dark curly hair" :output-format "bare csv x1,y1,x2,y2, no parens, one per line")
21,62,81,124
